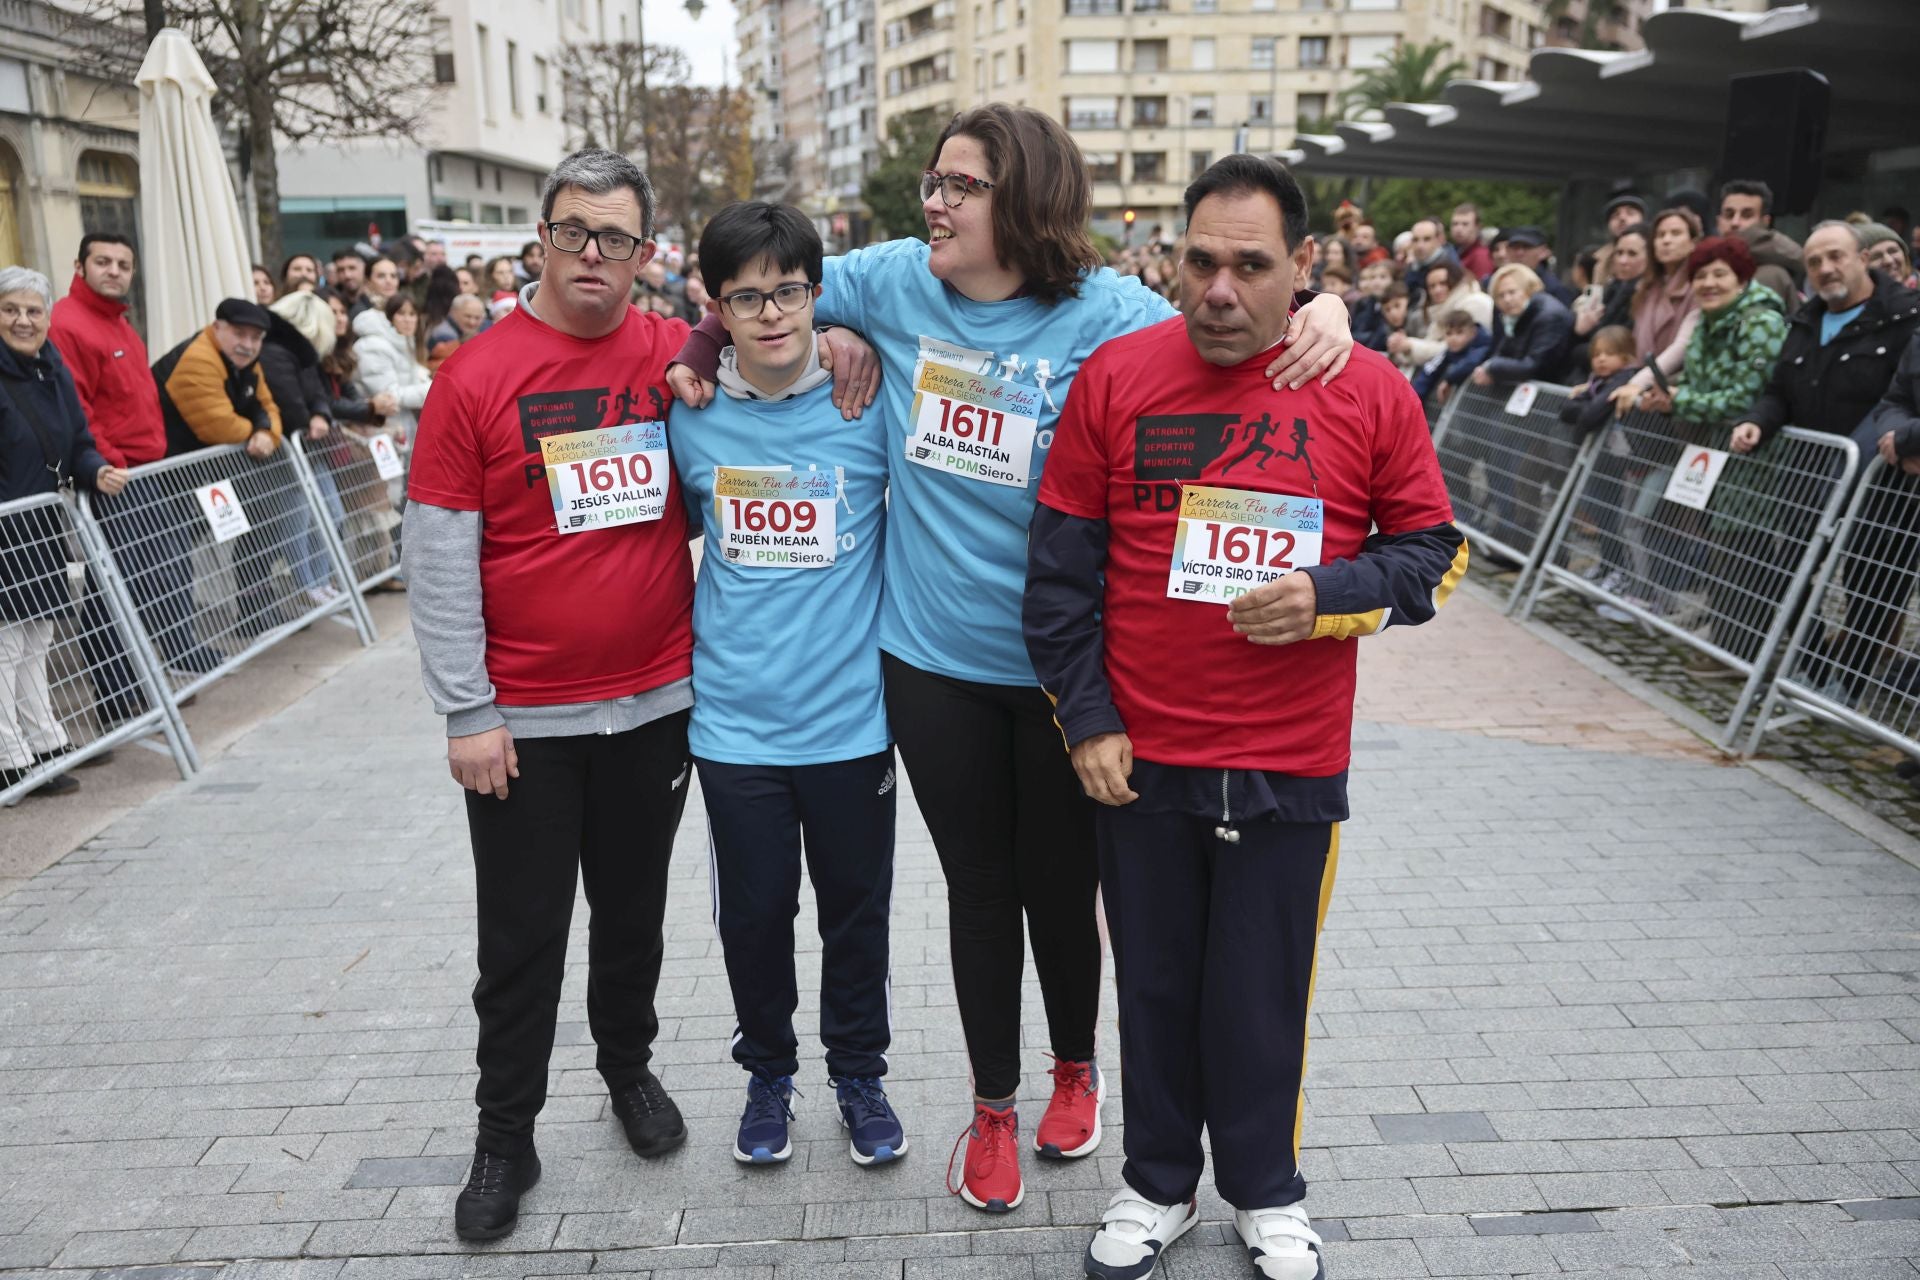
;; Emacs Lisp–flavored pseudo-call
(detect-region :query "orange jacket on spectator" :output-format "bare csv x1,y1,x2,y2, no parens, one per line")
48,273,168,468
152,325,282,457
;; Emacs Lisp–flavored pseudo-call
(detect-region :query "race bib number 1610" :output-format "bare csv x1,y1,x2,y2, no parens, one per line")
542,422,671,534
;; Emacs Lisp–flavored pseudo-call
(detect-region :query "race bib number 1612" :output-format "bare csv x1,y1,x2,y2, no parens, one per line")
1167,485,1323,603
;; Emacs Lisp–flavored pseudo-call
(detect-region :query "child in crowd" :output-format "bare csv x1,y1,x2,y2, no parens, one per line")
1353,258,1397,350
1321,264,1356,307
1411,308,1492,410
1379,283,1414,370
1559,325,1643,611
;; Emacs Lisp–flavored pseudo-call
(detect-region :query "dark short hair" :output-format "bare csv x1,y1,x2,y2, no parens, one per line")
77,232,135,264
1719,179,1773,215
521,240,543,257
369,255,397,274
383,292,417,320
280,253,318,278
1320,264,1353,285
1591,324,1637,359
1686,235,1756,285
1612,221,1651,246
1441,309,1480,332
1383,282,1411,302
927,103,1100,306
331,247,365,266
1424,261,1462,289
1182,154,1310,250
540,148,657,239
698,201,823,296
1452,202,1480,221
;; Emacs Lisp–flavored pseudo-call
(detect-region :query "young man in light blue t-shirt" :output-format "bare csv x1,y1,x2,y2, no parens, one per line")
667,202,901,1167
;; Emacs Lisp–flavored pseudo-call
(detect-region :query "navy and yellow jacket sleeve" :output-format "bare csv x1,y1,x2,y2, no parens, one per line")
1299,371,1468,639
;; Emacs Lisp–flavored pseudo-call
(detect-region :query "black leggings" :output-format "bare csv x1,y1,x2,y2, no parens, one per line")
883,653,1101,1100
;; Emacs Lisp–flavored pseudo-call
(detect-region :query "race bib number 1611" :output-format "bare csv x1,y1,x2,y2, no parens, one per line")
542,422,671,534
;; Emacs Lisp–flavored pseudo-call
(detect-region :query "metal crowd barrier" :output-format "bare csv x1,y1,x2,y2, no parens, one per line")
80,444,375,704
0,492,194,806
1429,380,1594,610
1519,416,1859,748
291,429,407,595
1747,456,1920,758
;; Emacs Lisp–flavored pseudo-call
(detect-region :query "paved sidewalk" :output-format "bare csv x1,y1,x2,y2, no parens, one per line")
0,591,1917,1278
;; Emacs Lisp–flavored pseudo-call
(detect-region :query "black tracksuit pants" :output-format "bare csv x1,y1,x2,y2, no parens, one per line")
1099,808,1339,1210
696,750,896,1081
465,711,690,1155
883,653,1101,1101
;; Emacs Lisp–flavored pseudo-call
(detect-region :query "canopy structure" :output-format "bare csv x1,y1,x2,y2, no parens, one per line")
137,28,254,355
1282,0,1918,184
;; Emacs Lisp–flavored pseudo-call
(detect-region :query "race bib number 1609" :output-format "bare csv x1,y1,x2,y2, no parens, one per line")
542,422,671,534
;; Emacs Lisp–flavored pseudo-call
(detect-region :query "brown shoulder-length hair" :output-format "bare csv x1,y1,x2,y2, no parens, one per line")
927,104,1100,306
1633,205,1704,318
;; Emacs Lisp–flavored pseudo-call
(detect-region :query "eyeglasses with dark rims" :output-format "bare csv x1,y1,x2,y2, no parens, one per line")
546,221,642,261
717,282,814,320
920,170,996,208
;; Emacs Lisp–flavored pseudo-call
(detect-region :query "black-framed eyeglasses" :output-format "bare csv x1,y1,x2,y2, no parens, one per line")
717,282,813,320
546,221,642,261
921,170,995,208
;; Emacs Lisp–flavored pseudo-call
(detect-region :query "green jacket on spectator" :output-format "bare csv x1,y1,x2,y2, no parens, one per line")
1672,281,1789,427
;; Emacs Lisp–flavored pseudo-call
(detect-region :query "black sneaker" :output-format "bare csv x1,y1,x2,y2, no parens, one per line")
610,1068,687,1157
453,1145,541,1241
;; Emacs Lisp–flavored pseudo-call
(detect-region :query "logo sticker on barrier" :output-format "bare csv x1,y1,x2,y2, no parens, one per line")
367,434,405,481
1504,384,1539,416
194,480,251,544
1662,446,1731,511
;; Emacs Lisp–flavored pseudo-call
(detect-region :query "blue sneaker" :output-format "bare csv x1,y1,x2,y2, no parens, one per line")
734,1072,794,1164
833,1075,907,1165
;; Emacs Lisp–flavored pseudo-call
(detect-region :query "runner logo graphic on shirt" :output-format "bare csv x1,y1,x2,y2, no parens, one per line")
517,385,655,488
1222,414,1316,484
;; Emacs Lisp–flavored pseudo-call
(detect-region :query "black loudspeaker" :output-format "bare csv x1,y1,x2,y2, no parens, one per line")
1721,69,1831,217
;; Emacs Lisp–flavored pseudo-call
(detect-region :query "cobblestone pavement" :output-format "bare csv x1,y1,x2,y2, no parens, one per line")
0,594,1917,1278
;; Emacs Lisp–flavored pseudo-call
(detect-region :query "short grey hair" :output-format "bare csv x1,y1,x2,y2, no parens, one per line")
1808,220,1866,250
0,266,53,308
540,148,657,241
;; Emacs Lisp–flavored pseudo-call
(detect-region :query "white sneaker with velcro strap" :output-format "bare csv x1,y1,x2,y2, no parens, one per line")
1082,1187,1199,1279
1234,1203,1327,1279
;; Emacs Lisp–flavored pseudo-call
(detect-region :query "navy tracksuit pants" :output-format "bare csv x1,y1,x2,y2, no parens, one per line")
1098,809,1339,1210
696,750,896,1080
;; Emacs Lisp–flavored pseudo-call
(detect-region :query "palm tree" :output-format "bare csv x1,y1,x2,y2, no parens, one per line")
1542,0,1634,50
1338,40,1470,119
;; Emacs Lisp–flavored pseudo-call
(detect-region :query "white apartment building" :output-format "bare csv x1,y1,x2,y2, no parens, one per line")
873,0,1658,237
277,0,635,259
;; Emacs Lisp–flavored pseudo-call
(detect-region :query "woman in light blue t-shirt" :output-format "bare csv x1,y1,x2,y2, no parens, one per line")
671,102,1353,1217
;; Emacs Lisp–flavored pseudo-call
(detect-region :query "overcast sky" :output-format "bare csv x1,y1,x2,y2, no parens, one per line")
645,0,740,86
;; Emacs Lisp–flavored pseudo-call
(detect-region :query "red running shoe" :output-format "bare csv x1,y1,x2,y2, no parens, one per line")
946,1102,1024,1212
1035,1057,1105,1159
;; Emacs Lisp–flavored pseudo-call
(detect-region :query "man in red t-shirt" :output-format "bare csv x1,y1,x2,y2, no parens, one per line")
1025,155,1467,1280
402,149,697,1242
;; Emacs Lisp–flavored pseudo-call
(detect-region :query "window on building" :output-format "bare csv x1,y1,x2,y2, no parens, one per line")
1476,55,1509,79
1345,33,1397,68
1017,46,1026,76
1296,91,1328,123
993,0,1006,25
475,24,493,118
1133,39,1166,72
431,19,456,83
1191,37,1215,70
1133,0,1169,12
1085,151,1121,183
507,206,529,223
1250,36,1274,70
1132,95,1167,127
1299,35,1329,67
993,50,1006,84
506,40,521,113
1189,93,1213,124
1250,0,1274,10
1189,148,1211,179
480,203,505,224
1065,38,1120,72
1065,94,1120,128
1066,0,1120,13
1133,152,1164,183
1192,0,1217,11
534,56,549,112
1480,6,1512,39
1247,93,1272,121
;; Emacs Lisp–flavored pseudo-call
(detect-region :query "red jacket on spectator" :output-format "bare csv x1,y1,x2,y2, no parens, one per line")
1457,240,1494,281
48,273,167,468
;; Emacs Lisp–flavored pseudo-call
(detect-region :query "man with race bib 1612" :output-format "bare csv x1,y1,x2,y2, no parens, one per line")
1025,154,1467,1280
